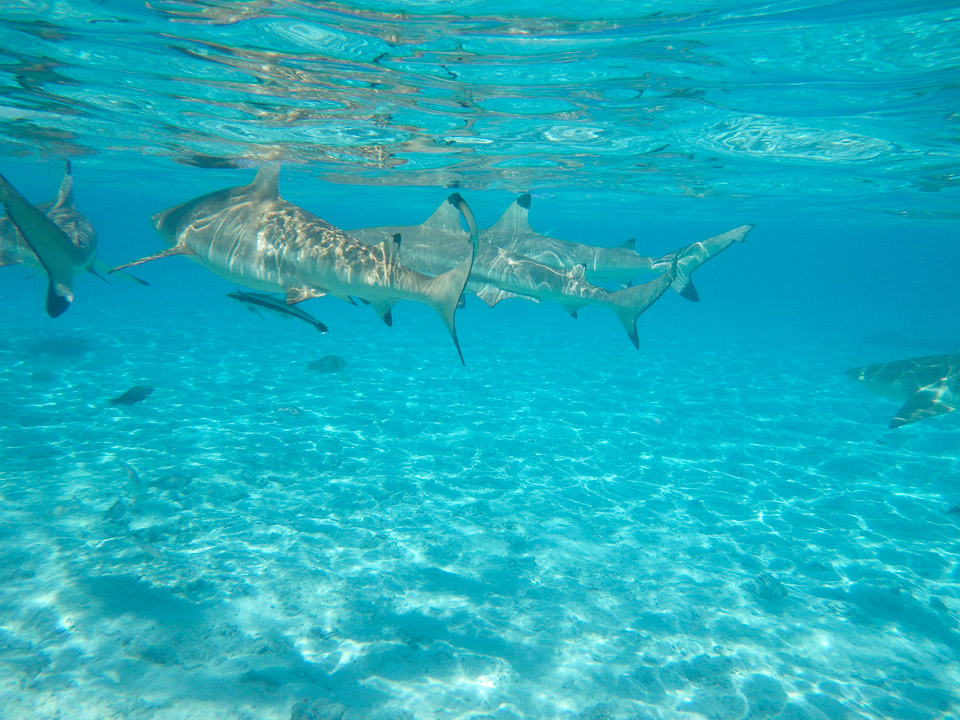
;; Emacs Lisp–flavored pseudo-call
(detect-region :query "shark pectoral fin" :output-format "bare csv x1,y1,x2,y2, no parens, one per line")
369,299,397,327
474,284,523,308
558,299,584,319
890,385,955,428
611,269,675,349
109,245,194,273
489,193,533,236
286,286,327,304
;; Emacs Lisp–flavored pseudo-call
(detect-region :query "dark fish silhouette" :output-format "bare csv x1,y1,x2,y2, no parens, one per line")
228,290,328,333
110,384,153,406
308,355,346,373
846,353,960,428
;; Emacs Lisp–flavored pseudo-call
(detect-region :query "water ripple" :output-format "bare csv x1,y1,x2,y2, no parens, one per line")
0,1,955,202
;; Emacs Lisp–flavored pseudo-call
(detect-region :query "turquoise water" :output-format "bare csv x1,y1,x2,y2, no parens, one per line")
1,3,960,719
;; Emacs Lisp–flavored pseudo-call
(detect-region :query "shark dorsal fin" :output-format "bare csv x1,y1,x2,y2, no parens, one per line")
250,165,281,198
490,193,532,236
54,160,74,209
421,196,467,234
617,237,636,251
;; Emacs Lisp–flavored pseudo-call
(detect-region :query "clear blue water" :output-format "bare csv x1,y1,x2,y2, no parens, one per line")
1,2,960,719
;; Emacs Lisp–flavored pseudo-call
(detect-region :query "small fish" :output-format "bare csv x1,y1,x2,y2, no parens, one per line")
228,290,328,333
115,458,142,491
110,384,153,406
308,355,346,373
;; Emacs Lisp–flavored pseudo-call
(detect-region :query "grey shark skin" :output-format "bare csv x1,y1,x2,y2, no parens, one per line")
846,353,960,428
228,290,328,332
0,163,98,316
350,196,675,348
111,166,477,363
482,194,752,301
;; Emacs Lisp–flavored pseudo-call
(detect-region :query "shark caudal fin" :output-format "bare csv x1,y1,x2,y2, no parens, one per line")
0,170,85,317
658,224,753,302
421,193,478,365
609,261,676,349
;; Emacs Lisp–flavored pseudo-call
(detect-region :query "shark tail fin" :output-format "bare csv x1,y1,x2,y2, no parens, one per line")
609,261,676,349
54,160,74,208
0,170,80,317
663,224,753,301
422,193,478,365
109,245,195,274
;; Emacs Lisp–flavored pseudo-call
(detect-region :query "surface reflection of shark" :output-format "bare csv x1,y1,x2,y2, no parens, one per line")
112,166,478,363
0,162,99,316
847,354,960,428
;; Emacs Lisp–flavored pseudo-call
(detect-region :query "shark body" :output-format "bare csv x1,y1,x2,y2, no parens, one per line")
112,167,477,362
350,195,675,348
0,163,98,316
846,353,960,428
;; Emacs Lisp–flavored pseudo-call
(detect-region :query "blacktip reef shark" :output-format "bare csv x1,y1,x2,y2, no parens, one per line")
482,194,753,302
846,353,960,428
0,162,147,317
0,162,100,317
349,196,676,348
228,290,328,333
111,166,478,363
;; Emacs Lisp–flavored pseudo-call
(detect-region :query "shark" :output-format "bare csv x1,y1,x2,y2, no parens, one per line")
349,196,676,348
481,194,752,302
111,166,478,363
0,162,100,317
846,353,960,428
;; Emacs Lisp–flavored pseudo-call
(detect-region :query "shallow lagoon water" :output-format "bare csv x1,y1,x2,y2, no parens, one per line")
2,2,960,719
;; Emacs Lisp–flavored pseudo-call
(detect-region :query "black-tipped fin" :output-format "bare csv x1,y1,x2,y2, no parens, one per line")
46,281,71,318
678,280,699,302
370,299,396,326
